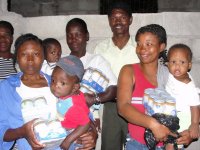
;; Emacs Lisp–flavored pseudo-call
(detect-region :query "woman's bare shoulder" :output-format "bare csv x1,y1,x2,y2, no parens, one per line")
121,64,135,74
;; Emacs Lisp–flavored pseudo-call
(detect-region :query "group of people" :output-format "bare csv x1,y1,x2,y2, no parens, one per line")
0,1,199,150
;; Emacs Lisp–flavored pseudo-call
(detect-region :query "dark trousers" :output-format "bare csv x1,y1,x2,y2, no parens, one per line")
101,102,128,150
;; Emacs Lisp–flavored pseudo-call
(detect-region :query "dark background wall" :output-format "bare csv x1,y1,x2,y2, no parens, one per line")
8,0,200,17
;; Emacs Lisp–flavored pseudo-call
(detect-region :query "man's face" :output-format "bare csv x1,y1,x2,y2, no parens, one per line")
108,8,132,36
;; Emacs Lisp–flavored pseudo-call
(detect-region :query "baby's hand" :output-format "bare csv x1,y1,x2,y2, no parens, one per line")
189,123,200,139
165,143,175,150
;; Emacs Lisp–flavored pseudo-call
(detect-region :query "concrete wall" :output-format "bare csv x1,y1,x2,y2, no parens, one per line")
10,0,99,17
158,0,200,12
16,13,200,60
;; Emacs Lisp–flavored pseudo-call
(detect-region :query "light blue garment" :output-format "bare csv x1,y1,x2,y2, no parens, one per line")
57,97,73,118
41,129,82,150
0,72,53,150
157,61,169,89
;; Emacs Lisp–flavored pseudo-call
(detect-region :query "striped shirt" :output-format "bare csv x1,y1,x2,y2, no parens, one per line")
0,57,17,81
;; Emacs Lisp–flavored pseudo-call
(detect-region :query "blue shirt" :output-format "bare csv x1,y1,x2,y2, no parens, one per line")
0,72,52,150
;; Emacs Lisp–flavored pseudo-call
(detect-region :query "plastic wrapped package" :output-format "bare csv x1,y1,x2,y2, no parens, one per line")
33,119,68,150
144,113,180,150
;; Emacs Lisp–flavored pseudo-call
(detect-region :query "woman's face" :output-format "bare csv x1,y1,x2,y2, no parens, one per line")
66,24,88,54
136,32,165,64
17,40,44,75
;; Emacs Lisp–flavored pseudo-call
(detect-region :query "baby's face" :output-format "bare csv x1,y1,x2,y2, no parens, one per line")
50,67,77,98
46,43,61,63
167,48,192,81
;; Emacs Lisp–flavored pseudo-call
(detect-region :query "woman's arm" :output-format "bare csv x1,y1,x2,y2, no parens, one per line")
4,119,44,149
117,65,174,141
117,65,156,128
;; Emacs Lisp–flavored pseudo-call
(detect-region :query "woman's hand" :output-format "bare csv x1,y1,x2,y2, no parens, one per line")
176,130,193,146
22,119,45,149
76,129,98,150
150,119,177,142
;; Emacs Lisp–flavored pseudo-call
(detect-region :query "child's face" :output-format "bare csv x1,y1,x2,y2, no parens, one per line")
46,43,61,63
136,32,165,64
66,24,88,54
51,67,79,98
17,40,44,75
0,26,13,54
167,48,192,81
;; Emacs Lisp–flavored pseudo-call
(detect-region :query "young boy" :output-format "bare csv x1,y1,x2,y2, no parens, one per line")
50,55,90,150
166,43,200,149
41,38,62,75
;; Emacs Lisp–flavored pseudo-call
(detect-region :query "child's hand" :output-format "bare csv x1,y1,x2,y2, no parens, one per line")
76,130,97,150
189,123,200,139
165,143,175,150
176,129,192,146
60,138,71,150
94,118,101,132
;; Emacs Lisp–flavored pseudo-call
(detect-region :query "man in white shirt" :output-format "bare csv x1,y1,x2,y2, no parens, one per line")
94,1,139,150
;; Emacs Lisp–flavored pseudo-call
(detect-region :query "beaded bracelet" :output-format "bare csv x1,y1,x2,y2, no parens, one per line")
94,92,101,105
